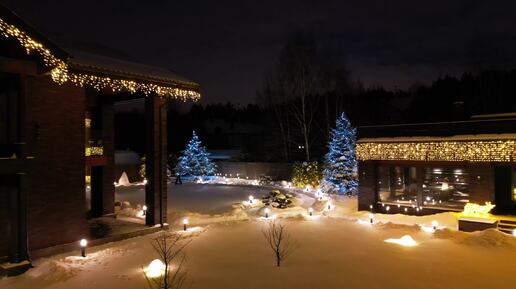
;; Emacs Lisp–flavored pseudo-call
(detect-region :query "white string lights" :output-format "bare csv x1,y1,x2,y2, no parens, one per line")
0,17,200,101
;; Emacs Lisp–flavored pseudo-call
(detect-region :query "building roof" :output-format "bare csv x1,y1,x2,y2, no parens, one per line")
358,114,516,139
0,3,200,99
68,50,199,90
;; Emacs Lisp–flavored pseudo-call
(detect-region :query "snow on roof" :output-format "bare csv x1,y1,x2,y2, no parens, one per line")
68,50,199,89
358,133,516,143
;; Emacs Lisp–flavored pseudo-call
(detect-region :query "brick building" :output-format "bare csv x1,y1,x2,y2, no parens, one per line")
0,5,200,275
356,115,516,219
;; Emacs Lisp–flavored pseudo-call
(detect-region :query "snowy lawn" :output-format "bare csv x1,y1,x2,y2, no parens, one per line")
2,217,516,289
3,184,516,289
115,182,271,215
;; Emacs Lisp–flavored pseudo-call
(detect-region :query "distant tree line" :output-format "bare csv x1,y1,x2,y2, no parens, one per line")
115,33,516,163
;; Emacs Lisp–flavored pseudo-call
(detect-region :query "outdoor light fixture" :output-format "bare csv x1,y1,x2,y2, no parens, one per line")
381,203,385,207
309,207,313,216
397,204,400,208
369,214,374,224
369,204,373,210
385,235,418,247
264,208,270,218
432,220,438,230
249,195,254,204
144,259,166,278
143,178,148,185
183,218,189,231
79,239,88,257
142,205,148,216
404,208,408,213
327,202,332,210
513,229,516,237
386,206,390,212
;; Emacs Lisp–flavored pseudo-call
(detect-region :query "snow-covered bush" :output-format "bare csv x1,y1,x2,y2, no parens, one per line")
262,190,294,209
291,161,322,188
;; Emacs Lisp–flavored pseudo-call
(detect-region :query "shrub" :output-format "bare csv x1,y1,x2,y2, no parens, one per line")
262,190,294,209
291,161,322,188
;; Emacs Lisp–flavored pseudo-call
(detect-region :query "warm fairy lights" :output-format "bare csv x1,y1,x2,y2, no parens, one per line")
0,18,68,81
0,17,200,101
62,71,201,101
357,140,516,162
85,146,104,156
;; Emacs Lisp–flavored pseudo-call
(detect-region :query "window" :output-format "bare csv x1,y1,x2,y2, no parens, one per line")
376,165,470,210
377,166,418,205
422,168,469,209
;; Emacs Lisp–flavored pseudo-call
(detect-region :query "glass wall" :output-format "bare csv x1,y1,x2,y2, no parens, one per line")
422,168,469,209
377,166,418,205
377,165,470,209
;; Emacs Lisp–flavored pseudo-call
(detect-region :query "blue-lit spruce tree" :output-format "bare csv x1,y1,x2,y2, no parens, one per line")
323,112,358,194
175,131,216,177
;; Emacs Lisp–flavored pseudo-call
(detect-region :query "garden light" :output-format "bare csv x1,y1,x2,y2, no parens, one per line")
144,259,166,278
309,207,313,216
79,239,88,257
249,195,254,204
513,229,516,237
432,220,438,230
386,206,390,212
369,214,374,224
264,208,269,218
385,235,418,247
183,218,189,231
142,205,148,216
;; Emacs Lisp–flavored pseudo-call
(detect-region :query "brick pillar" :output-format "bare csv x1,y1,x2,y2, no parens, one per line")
101,102,115,215
145,95,167,226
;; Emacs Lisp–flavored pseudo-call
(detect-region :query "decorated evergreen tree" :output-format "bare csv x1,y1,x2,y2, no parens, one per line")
175,131,216,177
323,112,358,194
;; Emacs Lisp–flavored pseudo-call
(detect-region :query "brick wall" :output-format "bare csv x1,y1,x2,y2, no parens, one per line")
25,75,88,250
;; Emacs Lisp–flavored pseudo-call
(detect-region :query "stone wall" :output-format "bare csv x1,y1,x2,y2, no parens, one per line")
215,162,292,181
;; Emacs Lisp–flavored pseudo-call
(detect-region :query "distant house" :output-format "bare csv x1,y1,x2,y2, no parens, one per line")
357,114,516,222
0,5,200,275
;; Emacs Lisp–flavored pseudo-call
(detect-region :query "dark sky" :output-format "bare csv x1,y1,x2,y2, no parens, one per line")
4,0,516,104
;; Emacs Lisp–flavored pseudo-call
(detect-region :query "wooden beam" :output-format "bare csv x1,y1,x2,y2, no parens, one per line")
0,56,38,75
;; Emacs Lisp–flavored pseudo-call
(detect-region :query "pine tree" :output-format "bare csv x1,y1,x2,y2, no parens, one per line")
323,112,358,194
175,131,216,177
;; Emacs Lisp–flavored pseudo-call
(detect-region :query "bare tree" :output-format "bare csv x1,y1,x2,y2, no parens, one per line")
144,232,191,289
262,221,295,267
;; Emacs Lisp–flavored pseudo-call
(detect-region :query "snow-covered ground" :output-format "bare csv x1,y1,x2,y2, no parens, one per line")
3,183,516,289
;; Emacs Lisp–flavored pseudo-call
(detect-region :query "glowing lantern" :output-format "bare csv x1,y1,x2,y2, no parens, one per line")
431,220,438,230
142,205,148,216
144,259,166,278
309,207,313,216
369,214,374,224
513,229,516,237
79,239,88,257
385,235,418,247
248,195,254,204
264,208,270,218
183,218,189,231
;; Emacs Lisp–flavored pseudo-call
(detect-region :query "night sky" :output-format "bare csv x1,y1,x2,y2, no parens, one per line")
4,0,516,104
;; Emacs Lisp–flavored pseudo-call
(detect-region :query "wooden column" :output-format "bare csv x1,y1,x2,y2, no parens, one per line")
145,95,167,226
101,102,115,215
